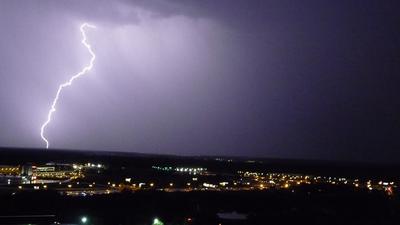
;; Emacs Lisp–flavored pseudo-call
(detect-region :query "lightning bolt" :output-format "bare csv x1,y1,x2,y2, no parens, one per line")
40,23,96,149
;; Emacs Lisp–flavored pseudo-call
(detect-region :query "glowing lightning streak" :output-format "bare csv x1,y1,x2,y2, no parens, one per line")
40,23,96,149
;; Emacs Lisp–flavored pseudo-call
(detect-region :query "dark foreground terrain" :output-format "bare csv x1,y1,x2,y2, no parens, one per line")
0,187,399,225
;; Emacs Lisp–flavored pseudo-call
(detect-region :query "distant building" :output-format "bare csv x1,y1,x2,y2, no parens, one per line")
21,164,33,176
0,165,20,176
31,163,82,181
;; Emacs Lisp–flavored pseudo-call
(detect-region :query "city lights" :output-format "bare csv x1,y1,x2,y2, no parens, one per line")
0,161,396,197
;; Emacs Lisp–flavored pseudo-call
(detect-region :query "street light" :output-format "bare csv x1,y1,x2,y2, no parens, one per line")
81,216,88,223
153,218,164,225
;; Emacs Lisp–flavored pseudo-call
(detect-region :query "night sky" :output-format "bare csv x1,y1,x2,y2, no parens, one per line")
0,1,399,162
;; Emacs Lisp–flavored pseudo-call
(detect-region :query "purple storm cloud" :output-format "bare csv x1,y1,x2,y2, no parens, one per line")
1,0,400,162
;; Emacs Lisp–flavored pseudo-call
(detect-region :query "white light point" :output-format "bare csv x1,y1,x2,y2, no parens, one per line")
40,23,96,149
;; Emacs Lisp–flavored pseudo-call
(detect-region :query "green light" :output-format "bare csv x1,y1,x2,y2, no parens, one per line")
81,216,88,223
153,218,164,225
